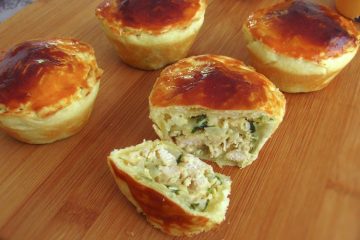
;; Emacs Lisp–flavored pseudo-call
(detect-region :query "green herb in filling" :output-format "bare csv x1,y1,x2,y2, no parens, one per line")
176,154,183,164
215,175,222,184
167,186,179,194
248,120,256,133
192,114,207,122
192,114,209,133
190,203,199,210
202,199,210,211
190,200,210,211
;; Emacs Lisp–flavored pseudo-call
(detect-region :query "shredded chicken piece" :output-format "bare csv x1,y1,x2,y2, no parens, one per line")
164,114,259,162
136,144,221,211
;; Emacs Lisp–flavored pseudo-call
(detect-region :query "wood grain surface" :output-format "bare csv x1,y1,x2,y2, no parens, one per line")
0,0,359,239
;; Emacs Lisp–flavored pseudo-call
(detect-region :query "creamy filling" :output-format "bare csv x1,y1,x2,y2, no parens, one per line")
160,113,270,162
123,143,223,212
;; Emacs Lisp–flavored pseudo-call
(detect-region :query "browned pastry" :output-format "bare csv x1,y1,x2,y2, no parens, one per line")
149,55,286,167
243,0,360,93
108,140,231,236
96,0,207,70
0,39,102,144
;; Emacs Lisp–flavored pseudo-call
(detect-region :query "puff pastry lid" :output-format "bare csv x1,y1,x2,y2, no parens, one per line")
96,0,204,33
150,55,285,117
0,39,100,115
245,0,360,60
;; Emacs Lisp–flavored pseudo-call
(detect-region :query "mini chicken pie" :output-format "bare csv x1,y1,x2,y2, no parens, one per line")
108,140,231,236
243,0,360,93
95,0,207,70
149,55,286,168
0,39,102,144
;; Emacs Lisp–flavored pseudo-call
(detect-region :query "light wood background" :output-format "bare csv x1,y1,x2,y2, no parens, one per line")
0,0,359,239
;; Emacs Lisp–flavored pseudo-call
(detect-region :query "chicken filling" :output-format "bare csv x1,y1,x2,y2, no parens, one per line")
123,144,224,212
160,113,269,162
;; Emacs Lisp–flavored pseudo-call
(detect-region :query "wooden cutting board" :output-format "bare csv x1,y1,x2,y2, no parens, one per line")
0,0,359,239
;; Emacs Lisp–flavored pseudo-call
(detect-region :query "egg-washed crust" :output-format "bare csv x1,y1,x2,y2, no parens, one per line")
245,0,360,61
108,160,217,236
0,39,102,116
150,55,285,117
96,0,206,34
